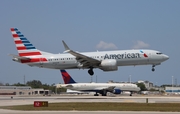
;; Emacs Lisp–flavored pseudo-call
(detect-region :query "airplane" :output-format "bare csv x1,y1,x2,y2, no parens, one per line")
66,89,89,94
59,69,140,96
10,28,169,76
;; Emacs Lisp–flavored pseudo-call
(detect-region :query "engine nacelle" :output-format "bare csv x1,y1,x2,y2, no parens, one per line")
113,89,121,94
12,58,19,62
77,63,83,68
100,59,118,71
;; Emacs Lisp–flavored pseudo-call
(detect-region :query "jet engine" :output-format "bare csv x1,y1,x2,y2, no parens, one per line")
113,89,121,94
100,59,118,71
12,58,19,62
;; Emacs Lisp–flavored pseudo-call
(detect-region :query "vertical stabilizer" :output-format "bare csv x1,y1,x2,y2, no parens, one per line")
10,28,42,57
60,70,76,84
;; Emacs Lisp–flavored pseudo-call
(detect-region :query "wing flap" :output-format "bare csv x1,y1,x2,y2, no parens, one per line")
95,86,115,91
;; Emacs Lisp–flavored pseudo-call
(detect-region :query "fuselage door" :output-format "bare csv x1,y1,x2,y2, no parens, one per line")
147,53,151,63
39,58,43,67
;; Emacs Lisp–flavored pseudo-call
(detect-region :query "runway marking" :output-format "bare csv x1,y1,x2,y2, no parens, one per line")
123,100,135,103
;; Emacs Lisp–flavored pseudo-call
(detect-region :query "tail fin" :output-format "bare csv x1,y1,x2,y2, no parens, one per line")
10,28,42,57
60,70,76,84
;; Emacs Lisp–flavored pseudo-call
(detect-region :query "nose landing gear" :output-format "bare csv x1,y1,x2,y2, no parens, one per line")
130,91,133,96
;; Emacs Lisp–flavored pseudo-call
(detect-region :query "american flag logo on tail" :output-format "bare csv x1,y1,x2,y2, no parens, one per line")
10,28,47,63
10,28,42,57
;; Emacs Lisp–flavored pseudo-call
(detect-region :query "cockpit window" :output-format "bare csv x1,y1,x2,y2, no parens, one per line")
156,52,162,55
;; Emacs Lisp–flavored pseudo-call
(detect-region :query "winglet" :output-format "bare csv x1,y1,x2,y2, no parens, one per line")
62,40,70,52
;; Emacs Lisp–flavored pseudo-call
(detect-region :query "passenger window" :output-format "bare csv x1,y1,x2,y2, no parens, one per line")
156,53,162,55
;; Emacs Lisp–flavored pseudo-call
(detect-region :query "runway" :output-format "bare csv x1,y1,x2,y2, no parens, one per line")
0,109,180,114
0,95,180,114
1,95,180,106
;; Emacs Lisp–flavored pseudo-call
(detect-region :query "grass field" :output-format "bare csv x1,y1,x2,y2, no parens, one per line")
1,102,180,111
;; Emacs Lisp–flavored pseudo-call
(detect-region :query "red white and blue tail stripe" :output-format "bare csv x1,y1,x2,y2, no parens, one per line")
10,28,49,63
10,28,42,57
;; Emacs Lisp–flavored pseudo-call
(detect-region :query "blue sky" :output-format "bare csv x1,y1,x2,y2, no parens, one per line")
0,0,179,86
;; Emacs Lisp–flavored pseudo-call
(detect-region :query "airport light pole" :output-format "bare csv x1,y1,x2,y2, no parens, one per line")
96,75,97,83
53,84,57,94
24,75,26,85
172,76,173,93
91,76,93,83
129,75,131,83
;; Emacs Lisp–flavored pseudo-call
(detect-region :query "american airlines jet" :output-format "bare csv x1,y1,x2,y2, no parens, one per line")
10,28,169,76
59,70,140,96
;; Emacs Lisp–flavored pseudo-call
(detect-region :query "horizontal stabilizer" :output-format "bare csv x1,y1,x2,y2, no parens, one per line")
65,85,73,88
9,54,30,60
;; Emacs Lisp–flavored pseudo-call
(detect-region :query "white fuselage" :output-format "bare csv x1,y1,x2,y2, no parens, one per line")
60,83,140,92
25,49,169,70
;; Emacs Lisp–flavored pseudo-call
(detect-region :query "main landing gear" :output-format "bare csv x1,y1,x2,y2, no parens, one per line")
152,65,155,72
101,90,107,96
94,93,99,96
130,91,133,96
88,67,94,76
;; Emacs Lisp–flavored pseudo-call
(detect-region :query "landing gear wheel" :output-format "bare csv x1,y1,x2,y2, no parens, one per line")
130,91,133,96
102,90,107,96
94,93,99,96
152,68,155,72
152,65,155,72
88,69,94,76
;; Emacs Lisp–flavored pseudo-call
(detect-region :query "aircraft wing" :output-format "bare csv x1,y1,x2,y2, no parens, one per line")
59,84,73,88
66,89,86,94
9,54,30,60
62,40,101,67
65,84,73,88
95,86,115,91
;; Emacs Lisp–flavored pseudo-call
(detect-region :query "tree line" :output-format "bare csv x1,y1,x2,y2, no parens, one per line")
0,80,66,93
1,80,168,92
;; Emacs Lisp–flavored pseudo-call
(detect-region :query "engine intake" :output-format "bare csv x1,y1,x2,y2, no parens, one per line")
100,59,118,71
113,89,121,94
12,58,19,62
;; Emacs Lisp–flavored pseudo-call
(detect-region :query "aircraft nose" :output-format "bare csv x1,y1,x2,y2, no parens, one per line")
163,54,169,60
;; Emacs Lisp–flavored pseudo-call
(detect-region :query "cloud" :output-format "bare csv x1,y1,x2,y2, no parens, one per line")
132,40,150,49
96,41,118,50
